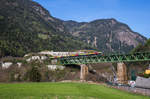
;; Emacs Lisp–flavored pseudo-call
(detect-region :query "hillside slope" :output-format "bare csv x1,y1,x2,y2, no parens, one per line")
0,0,93,57
63,19,147,54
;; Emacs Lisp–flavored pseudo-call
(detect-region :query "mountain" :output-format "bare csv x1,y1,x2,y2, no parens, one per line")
63,19,147,54
0,0,93,57
0,0,147,57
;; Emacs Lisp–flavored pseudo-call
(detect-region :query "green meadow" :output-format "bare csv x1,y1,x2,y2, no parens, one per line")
0,82,149,99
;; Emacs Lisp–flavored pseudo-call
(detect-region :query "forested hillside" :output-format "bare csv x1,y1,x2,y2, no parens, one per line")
0,0,93,57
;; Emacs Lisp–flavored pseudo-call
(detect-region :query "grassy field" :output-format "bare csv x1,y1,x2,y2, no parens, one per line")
0,82,149,99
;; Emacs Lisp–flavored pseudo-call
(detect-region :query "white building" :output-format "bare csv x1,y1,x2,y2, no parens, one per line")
1,62,13,69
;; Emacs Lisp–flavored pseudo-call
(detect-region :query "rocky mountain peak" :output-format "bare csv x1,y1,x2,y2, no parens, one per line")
63,18,147,53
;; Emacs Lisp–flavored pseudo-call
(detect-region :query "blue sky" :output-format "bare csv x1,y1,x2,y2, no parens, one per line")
34,0,150,38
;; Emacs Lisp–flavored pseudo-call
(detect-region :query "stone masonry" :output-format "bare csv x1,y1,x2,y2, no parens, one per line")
117,63,128,84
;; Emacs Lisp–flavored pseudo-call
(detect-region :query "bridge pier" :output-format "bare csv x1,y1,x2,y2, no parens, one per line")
117,63,128,84
80,64,88,81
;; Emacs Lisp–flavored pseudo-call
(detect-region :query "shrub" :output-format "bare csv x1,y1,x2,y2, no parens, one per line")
29,66,41,82
143,74,150,78
137,72,150,78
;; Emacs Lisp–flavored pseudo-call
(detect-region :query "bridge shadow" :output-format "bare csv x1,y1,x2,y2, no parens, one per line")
64,64,81,70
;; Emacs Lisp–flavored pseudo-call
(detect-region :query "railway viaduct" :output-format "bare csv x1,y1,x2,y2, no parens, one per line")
51,52,150,84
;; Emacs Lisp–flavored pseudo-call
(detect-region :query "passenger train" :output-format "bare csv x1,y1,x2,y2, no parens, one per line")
52,50,102,58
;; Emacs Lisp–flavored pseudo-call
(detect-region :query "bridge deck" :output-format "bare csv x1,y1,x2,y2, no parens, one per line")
51,52,150,65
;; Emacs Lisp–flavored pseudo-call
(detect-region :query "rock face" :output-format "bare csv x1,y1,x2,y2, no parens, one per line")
63,19,147,53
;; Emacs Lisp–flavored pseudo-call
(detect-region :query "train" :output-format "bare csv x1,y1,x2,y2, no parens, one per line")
51,50,102,58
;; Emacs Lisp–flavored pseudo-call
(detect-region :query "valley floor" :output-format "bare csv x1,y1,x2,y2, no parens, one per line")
0,82,149,99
